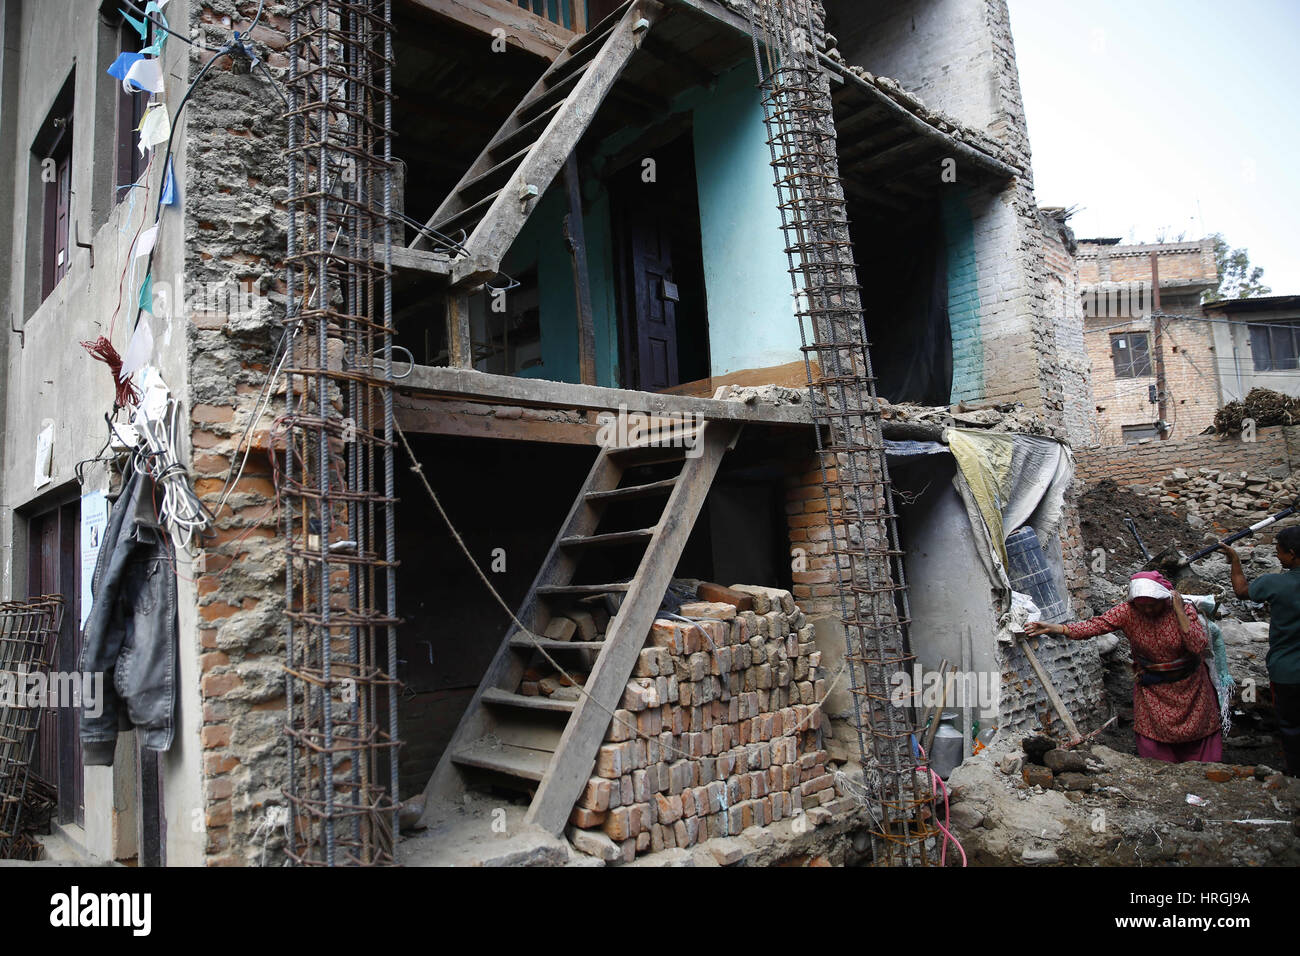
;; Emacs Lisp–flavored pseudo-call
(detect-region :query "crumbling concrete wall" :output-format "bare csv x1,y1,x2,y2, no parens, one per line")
0,0,204,865
183,0,292,866
1039,209,1094,448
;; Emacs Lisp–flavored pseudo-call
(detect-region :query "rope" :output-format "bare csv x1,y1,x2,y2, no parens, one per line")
394,419,848,765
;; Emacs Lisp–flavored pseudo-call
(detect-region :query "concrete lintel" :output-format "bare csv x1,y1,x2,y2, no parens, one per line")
400,365,814,425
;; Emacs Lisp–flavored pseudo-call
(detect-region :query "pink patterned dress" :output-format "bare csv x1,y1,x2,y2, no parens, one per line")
1065,600,1220,745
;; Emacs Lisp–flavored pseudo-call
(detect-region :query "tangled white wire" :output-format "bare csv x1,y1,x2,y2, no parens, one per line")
131,384,212,549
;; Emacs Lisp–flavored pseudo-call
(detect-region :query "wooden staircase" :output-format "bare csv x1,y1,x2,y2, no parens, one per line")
412,0,662,285
420,419,740,836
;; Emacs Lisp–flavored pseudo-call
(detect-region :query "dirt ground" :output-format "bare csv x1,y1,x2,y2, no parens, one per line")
944,741,1300,866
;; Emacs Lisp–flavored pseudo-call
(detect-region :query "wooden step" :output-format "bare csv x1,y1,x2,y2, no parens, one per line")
451,739,551,783
559,527,656,549
457,146,531,204
536,583,630,597
432,188,503,239
487,101,565,160
585,477,679,503
509,636,605,651
481,687,577,714
562,2,628,58
519,66,587,122
542,39,600,86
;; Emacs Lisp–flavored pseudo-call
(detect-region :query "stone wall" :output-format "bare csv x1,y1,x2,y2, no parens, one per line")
184,1,292,866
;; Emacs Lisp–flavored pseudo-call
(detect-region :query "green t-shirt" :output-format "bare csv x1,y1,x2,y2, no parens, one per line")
1249,567,1300,684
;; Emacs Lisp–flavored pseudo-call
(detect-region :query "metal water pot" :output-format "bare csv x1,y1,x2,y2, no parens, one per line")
930,712,965,780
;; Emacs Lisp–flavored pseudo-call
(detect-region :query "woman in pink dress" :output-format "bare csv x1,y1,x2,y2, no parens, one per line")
1024,571,1222,763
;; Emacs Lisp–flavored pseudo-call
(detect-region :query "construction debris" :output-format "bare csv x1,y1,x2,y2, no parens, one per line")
1214,388,1300,434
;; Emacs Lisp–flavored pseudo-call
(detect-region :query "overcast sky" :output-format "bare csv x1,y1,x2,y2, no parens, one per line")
1008,0,1300,293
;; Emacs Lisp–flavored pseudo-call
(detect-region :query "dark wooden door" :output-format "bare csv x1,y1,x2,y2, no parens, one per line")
627,207,679,391
26,501,83,826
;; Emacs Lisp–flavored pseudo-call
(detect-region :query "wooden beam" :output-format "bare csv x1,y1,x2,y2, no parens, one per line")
562,153,598,386
444,291,473,367
400,364,815,425
400,0,576,60
395,403,599,444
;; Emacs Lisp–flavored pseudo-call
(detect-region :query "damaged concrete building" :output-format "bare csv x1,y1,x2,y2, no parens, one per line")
0,0,1108,867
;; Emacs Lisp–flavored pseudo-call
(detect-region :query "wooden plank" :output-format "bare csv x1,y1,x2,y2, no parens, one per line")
400,0,575,60
454,1,665,285
509,636,607,650
563,154,598,386
451,740,552,782
394,404,599,445
400,364,815,425
559,527,655,547
536,583,631,596
444,291,473,368
385,244,452,275
525,421,738,834
1016,635,1082,743
482,687,578,713
419,446,627,818
584,477,677,502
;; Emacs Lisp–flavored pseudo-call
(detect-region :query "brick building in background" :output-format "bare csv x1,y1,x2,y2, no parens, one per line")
1076,238,1221,446
1,0,1106,866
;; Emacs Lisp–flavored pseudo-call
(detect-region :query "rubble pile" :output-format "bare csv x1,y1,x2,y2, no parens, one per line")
1139,465,1298,534
945,740,1300,866
1214,387,1300,434
563,587,855,863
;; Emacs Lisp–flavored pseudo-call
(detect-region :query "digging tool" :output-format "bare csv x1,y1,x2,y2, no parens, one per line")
1123,515,1151,562
1144,499,1298,574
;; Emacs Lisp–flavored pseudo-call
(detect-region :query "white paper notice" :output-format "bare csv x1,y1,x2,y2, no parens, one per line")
80,491,109,629
34,422,53,488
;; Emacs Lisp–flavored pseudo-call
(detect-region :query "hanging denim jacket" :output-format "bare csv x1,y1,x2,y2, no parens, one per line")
80,458,178,764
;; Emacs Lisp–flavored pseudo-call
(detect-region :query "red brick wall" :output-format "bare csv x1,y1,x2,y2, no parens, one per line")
1075,426,1300,487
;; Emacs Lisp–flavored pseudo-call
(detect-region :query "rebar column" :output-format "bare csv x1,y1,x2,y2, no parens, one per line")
282,0,401,866
749,0,936,866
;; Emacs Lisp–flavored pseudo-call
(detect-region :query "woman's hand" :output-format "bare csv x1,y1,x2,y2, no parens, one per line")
1023,620,1065,638
1170,589,1191,634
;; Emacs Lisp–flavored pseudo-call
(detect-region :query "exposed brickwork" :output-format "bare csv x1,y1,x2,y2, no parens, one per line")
1075,426,1300,488
1077,239,1220,447
184,1,292,866
567,599,836,861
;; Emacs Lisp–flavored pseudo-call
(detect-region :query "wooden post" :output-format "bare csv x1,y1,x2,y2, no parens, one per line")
445,290,473,368
563,153,598,386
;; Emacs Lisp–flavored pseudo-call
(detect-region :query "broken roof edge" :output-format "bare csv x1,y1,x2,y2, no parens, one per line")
819,53,1020,183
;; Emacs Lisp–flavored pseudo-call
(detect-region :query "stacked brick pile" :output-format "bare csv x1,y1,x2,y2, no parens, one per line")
566,588,835,863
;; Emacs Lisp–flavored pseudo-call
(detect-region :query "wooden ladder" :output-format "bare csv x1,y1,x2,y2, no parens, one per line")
421,419,740,835
411,0,661,285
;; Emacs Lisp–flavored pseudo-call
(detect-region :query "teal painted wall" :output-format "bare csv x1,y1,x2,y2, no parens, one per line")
500,185,620,387
942,189,984,403
691,66,801,377
500,63,800,387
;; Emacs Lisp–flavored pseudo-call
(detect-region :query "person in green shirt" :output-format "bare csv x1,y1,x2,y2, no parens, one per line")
1221,525,1300,776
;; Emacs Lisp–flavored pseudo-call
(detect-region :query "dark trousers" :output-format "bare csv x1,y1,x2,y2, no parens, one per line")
1272,682,1300,777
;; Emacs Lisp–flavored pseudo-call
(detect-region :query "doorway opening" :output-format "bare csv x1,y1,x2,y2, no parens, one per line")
609,130,710,391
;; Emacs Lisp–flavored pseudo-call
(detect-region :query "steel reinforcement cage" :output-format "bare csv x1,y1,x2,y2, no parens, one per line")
282,0,401,866
748,0,937,866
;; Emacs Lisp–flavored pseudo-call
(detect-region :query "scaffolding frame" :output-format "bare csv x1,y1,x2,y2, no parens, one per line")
749,0,937,866
282,0,401,866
